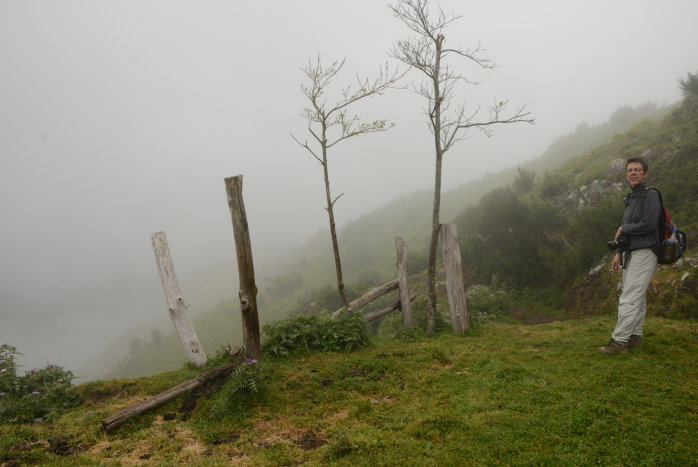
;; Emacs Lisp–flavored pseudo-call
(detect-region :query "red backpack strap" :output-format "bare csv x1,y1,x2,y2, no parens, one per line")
664,208,672,239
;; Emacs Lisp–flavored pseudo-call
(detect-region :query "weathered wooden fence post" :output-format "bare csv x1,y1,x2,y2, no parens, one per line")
224,175,262,360
395,236,413,328
151,231,207,366
439,224,470,333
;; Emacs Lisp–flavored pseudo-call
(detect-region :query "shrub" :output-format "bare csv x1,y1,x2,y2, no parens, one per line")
466,285,510,326
0,344,80,423
262,309,369,357
210,358,266,418
678,70,698,97
394,326,423,343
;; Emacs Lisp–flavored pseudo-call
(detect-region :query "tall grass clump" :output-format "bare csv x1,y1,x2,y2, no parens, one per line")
262,309,369,357
0,344,80,423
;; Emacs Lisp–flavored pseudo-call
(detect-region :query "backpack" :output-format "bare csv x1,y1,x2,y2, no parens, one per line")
640,187,688,264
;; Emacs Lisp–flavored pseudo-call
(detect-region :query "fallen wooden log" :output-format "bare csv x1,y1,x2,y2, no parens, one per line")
101,347,243,432
332,279,399,316
364,293,417,322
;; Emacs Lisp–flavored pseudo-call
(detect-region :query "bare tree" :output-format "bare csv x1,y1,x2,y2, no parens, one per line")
292,56,404,306
390,0,534,333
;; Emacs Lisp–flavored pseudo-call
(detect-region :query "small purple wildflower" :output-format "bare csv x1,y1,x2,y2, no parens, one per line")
30,368,36,373
0,392,5,397
0,368,6,373
245,358,258,364
347,307,354,311
32,391,40,395
0,359,5,364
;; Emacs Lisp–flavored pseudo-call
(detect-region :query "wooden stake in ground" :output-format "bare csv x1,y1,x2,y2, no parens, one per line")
395,236,413,327
440,224,470,333
224,175,262,360
151,231,207,366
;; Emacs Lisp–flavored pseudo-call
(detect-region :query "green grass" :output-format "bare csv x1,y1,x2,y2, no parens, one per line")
1,316,696,465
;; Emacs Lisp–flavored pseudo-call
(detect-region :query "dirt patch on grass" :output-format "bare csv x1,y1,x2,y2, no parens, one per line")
295,431,326,450
327,409,348,422
179,376,229,420
83,381,140,404
47,435,86,456
523,315,563,325
98,423,206,464
251,418,327,452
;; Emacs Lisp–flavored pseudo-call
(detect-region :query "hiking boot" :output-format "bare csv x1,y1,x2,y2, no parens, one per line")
627,335,642,348
599,339,629,355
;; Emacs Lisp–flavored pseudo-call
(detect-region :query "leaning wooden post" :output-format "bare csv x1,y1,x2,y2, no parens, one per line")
439,224,470,333
224,175,262,360
395,236,413,328
151,231,207,366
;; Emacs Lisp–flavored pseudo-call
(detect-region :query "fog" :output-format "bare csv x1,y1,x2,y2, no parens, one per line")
2,0,697,375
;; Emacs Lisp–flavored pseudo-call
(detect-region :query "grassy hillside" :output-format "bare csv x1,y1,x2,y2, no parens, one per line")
452,94,698,317
2,316,696,465
96,97,689,379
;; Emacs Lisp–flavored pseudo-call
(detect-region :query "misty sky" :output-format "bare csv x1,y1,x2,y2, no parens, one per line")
2,0,697,375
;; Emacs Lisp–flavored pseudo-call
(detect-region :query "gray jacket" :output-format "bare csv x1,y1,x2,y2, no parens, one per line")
621,182,661,251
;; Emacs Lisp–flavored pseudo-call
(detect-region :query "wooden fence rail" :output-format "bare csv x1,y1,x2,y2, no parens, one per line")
332,279,399,317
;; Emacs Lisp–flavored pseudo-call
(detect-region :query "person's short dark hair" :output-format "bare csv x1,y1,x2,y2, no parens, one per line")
626,157,648,172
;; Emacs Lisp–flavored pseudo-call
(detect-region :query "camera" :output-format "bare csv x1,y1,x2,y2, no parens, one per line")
607,235,629,251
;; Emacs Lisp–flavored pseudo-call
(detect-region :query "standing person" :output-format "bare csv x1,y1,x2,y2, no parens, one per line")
599,157,661,355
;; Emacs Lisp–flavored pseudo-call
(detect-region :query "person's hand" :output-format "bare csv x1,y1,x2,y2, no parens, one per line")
611,252,621,273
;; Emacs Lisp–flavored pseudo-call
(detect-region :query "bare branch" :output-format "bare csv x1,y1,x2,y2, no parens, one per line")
331,193,344,207
455,99,535,137
289,132,323,164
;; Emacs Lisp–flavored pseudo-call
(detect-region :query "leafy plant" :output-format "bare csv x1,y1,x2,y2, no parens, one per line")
395,326,424,343
677,70,698,97
210,358,266,419
466,284,510,325
262,309,369,357
0,344,80,423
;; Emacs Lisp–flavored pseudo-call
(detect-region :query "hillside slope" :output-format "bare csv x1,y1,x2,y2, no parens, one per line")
100,100,688,379
2,316,697,465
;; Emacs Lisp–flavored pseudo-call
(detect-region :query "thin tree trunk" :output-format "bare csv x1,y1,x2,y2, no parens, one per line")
322,133,349,306
151,231,207,366
224,175,261,360
426,35,445,334
395,236,413,327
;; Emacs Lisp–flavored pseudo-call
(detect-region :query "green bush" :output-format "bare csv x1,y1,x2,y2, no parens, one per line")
678,70,698,97
466,285,510,326
0,344,80,423
210,358,266,418
262,309,369,357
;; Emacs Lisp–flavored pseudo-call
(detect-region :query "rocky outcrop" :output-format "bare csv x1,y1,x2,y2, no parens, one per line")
606,158,626,180
555,179,624,211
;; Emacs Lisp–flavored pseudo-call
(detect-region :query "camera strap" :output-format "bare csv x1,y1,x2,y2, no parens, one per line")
621,250,631,269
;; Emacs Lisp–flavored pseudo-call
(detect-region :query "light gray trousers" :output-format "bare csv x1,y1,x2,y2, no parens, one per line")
612,248,657,343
